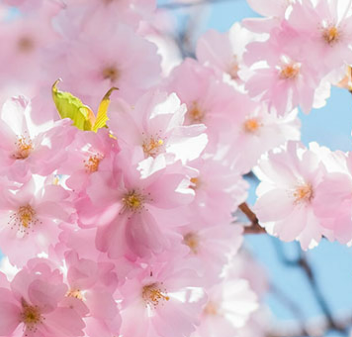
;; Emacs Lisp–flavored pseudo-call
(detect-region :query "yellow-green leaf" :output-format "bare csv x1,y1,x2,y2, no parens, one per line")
92,87,118,133
52,79,96,131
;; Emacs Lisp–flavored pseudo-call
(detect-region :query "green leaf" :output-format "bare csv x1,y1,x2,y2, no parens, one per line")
52,79,96,131
92,87,118,133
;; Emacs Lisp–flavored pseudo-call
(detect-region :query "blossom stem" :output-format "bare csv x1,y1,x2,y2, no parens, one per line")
239,202,266,234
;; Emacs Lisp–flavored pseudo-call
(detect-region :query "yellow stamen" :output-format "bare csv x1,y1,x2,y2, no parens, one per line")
280,63,300,79
188,103,205,124
142,283,170,307
189,177,200,190
142,137,164,157
323,26,340,45
20,299,42,331
9,205,39,234
14,136,33,160
293,183,313,204
243,118,261,133
66,289,84,301
183,232,199,254
84,154,102,173
122,190,145,212
203,301,218,315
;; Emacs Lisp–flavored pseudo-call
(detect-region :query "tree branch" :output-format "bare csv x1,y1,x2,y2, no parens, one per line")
239,202,266,234
270,240,350,336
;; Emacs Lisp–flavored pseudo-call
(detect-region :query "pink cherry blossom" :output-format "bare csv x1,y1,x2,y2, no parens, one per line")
313,151,352,244
196,23,256,87
55,0,156,35
0,258,86,337
287,0,352,75
45,22,161,108
246,0,293,18
180,222,243,286
78,153,194,259
119,264,207,337
63,251,121,337
0,178,71,267
164,58,246,153
0,96,75,183
108,90,207,169
230,102,301,173
193,277,258,337
254,141,332,249
244,25,331,115
0,4,60,93
185,156,248,225
59,128,120,194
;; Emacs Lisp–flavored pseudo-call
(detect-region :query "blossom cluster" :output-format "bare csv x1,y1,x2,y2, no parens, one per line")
240,0,352,249
0,0,351,335
0,0,286,336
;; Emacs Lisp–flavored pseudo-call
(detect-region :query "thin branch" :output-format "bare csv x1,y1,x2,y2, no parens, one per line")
298,253,347,335
270,284,309,334
239,202,266,234
270,239,349,336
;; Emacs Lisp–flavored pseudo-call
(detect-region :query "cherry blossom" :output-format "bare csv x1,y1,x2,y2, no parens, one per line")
0,178,72,266
0,96,75,183
254,142,333,249
0,258,86,337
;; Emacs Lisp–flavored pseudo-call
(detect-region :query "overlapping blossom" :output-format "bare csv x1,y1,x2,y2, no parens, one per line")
2,0,352,336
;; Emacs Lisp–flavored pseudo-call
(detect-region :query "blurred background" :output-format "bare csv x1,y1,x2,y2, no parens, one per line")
155,0,352,336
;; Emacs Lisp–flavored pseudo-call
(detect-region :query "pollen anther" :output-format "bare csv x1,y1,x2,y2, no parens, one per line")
279,63,300,79
183,232,200,254
84,154,103,173
188,102,205,124
14,135,33,160
323,25,340,45
122,190,145,213
142,283,170,308
244,118,261,133
20,299,42,331
142,136,164,157
9,205,39,233
293,183,314,204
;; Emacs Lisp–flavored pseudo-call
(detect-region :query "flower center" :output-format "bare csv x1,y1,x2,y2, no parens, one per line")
293,183,313,204
9,205,39,233
66,289,84,301
20,299,42,331
142,136,164,157
279,63,300,79
183,232,199,254
18,36,35,53
189,177,200,190
13,135,33,160
84,154,103,173
188,102,205,124
228,56,240,79
322,25,340,45
102,66,119,83
142,283,169,308
244,118,261,133
122,190,145,213
203,301,218,315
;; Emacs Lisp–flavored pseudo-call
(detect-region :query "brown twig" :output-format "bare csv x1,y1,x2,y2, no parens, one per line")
239,202,266,234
